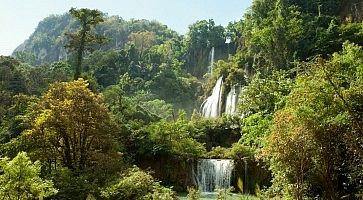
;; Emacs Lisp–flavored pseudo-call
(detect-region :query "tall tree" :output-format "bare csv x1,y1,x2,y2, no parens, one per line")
26,79,119,171
128,31,156,59
66,8,108,79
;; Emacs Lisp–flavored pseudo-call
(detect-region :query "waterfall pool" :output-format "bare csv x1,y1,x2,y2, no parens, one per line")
177,193,259,200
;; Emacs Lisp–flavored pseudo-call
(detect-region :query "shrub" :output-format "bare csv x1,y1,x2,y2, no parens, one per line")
101,166,175,200
187,187,200,200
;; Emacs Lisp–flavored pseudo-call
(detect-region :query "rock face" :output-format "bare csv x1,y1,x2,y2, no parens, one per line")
341,0,363,22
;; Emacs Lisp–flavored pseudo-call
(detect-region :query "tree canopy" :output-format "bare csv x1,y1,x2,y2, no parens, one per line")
1,1,363,199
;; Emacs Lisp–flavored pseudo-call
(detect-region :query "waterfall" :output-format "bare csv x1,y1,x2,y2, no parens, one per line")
201,76,223,118
225,85,241,115
209,47,215,74
194,159,234,193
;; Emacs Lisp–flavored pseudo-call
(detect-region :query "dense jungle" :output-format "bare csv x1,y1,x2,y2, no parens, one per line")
0,0,363,199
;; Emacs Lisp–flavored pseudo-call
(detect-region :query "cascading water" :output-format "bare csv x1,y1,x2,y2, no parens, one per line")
193,159,234,193
201,76,223,117
225,85,241,115
209,47,215,74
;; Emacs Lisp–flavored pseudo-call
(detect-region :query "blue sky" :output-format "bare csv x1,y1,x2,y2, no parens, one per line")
0,0,252,56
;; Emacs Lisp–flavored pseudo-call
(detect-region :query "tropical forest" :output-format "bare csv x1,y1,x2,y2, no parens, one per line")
0,0,363,199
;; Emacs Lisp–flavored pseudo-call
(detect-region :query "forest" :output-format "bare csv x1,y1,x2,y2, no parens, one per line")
0,0,363,199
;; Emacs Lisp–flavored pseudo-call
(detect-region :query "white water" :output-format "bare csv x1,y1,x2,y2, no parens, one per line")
225,85,240,115
194,159,234,193
201,76,223,118
209,47,215,74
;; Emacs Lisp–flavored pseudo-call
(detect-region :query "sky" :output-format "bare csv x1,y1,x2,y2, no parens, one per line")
0,0,252,56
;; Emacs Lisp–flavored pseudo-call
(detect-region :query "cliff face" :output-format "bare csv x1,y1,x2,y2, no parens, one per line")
340,0,363,22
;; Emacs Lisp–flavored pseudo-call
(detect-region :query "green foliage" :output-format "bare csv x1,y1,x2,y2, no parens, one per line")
13,13,180,65
236,0,362,76
189,116,241,151
203,59,246,98
241,0,305,71
263,42,363,199
183,19,228,77
1,2,363,198
187,187,200,200
216,187,234,200
205,143,253,160
26,79,120,171
147,63,200,109
240,113,272,149
228,143,254,161
0,56,28,94
239,71,293,116
0,152,57,199
0,94,38,144
206,146,230,159
86,49,130,88
141,99,174,120
143,113,206,159
238,195,261,200
19,61,72,95
50,167,91,199
13,51,36,64
49,165,125,200
101,166,175,200
128,31,156,58
66,8,108,79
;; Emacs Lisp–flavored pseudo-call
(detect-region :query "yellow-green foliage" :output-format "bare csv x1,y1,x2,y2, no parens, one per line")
27,79,119,171
101,166,175,200
263,42,363,199
187,187,200,200
237,177,244,193
0,152,58,199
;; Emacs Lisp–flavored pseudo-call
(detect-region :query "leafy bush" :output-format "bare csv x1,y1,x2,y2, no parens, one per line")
101,166,175,200
0,152,57,199
187,187,200,200
216,187,233,200
206,146,230,158
228,143,254,161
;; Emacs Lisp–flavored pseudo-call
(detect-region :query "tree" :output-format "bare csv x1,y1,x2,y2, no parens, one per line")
128,31,156,59
263,42,363,199
0,94,38,145
0,56,27,94
66,8,108,79
241,0,305,72
13,51,36,65
239,71,293,117
86,49,130,88
0,56,28,124
0,152,57,199
183,19,227,77
26,79,119,171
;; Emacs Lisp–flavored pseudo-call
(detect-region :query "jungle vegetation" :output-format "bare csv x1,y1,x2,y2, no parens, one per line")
1,0,363,199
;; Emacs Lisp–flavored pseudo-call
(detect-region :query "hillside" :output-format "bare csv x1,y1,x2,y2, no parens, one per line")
13,14,180,65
